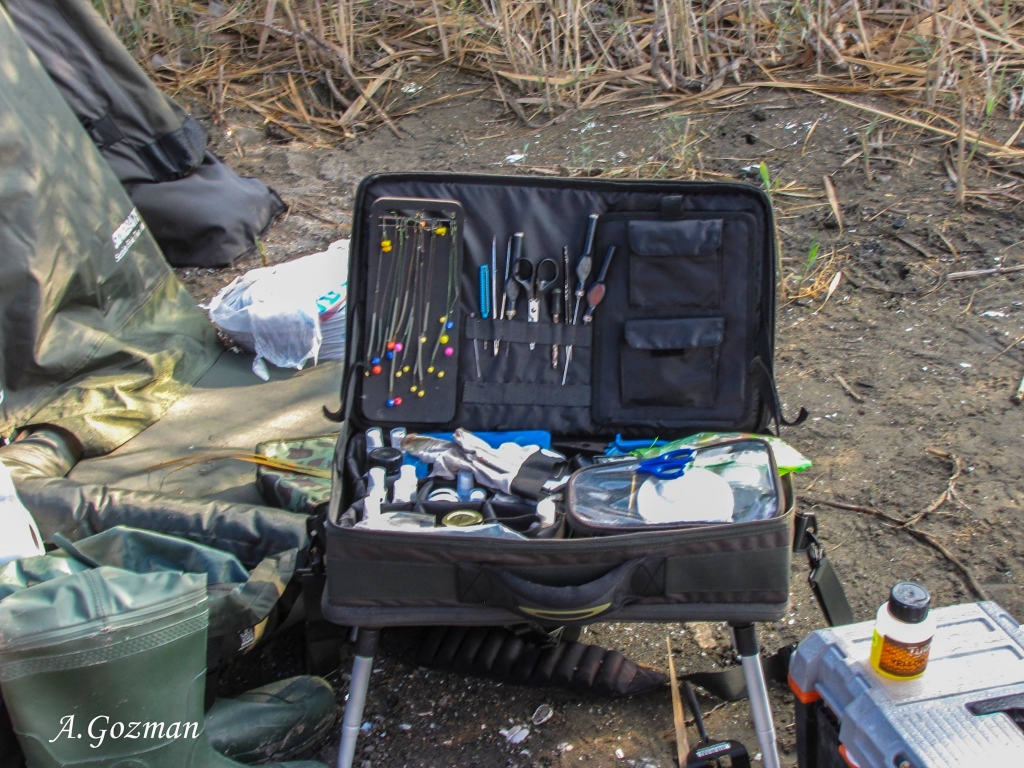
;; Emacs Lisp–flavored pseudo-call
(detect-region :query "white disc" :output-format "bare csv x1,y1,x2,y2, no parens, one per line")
635,467,735,524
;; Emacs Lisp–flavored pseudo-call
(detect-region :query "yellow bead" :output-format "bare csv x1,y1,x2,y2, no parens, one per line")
410,385,418,392
427,366,435,374
439,315,447,323
440,335,449,344
418,390,425,397
403,365,410,373
435,225,448,236
437,371,445,378
419,336,427,343
381,239,392,252
395,371,402,378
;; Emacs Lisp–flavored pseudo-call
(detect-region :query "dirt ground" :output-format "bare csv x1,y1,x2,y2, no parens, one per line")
184,71,1024,767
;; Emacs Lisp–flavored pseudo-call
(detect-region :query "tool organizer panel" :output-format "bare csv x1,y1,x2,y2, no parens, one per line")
324,173,795,630
344,174,778,439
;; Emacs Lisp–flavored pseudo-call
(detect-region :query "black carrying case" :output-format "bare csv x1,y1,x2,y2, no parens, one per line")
323,173,795,629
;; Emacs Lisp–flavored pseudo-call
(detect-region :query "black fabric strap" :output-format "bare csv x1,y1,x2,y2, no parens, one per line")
751,357,808,434
682,645,795,701
463,382,590,407
136,116,207,182
510,451,565,499
467,317,592,347
81,113,124,150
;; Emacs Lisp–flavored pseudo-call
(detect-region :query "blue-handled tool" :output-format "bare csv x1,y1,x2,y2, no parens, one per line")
479,264,491,319
635,449,695,478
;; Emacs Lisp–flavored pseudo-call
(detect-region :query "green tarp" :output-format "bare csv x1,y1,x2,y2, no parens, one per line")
0,4,220,456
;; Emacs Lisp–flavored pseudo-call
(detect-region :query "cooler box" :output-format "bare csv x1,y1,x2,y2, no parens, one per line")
789,601,1024,767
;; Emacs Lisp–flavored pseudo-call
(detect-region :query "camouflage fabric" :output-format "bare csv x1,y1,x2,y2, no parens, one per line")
256,435,338,515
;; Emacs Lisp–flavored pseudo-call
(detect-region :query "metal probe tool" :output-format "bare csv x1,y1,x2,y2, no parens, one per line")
562,214,599,385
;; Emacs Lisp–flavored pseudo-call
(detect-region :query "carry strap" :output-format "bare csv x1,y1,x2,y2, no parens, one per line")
681,509,853,700
750,357,808,434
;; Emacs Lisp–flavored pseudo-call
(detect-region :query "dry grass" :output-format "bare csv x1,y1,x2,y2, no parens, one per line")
99,1,1024,292
98,1,1024,145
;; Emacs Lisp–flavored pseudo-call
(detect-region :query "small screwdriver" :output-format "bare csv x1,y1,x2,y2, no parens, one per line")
504,232,524,323
549,252,564,370
582,245,616,325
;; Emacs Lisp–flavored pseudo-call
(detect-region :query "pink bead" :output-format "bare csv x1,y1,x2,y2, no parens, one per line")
444,347,454,357
394,342,404,352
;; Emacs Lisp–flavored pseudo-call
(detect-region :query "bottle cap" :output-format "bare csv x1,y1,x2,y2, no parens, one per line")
888,582,931,624
368,447,403,476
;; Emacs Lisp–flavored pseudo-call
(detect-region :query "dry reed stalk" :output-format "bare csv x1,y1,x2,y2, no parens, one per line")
93,0,1024,203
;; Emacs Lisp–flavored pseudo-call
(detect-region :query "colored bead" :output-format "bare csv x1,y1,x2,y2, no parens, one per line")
395,371,403,378
419,335,428,344
418,390,425,397
371,365,382,375
434,225,448,236
403,365,410,373
437,371,445,378
439,315,447,323
410,385,417,392
440,335,449,344
394,397,403,406
394,342,404,352
386,341,396,351
371,357,381,365
385,351,394,360
381,239,392,252
445,320,455,330
386,399,396,408
444,347,454,357
427,366,435,374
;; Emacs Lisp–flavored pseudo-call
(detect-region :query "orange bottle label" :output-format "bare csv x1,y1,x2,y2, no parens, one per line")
870,629,931,679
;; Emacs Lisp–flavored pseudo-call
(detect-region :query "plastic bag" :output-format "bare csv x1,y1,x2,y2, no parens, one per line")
207,240,348,380
0,460,45,567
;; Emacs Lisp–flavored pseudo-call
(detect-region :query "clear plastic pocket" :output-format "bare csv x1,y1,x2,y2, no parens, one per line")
565,438,781,535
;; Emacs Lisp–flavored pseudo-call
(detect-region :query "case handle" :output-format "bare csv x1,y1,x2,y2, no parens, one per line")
457,557,665,624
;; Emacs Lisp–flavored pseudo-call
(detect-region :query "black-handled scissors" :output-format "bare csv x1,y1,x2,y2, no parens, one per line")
512,257,559,349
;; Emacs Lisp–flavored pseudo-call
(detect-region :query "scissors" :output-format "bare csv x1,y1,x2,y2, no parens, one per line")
512,257,559,349
635,449,695,478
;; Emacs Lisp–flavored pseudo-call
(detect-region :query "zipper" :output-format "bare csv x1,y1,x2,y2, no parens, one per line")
333,505,791,555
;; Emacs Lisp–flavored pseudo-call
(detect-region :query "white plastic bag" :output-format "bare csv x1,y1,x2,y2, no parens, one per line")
0,460,45,567
208,240,348,380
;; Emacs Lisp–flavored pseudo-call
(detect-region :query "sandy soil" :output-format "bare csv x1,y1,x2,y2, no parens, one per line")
187,71,1024,767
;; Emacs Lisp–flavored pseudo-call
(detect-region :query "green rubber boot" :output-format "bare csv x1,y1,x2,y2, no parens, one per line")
0,566,325,768
206,676,337,763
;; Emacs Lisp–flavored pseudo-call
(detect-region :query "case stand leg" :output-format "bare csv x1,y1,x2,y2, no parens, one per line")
731,622,780,768
336,628,380,768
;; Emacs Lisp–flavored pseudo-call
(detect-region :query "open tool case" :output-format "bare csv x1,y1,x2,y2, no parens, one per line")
320,173,805,768
322,172,798,628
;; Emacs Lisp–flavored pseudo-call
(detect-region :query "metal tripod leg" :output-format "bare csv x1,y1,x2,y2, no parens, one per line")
336,628,380,768
731,623,780,768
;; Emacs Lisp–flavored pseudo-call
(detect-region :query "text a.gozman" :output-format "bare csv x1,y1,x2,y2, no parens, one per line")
50,715,199,748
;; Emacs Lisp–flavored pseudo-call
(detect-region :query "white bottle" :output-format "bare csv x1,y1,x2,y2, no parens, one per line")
364,466,387,520
365,428,384,450
869,582,936,680
392,465,419,503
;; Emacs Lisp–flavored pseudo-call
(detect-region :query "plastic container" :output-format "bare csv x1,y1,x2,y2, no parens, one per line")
870,582,936,680
789,600,1024,768
565,437,782,534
